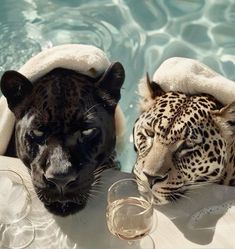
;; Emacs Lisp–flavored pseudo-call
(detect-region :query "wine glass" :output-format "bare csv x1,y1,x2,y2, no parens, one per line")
0,170,35,249
106,178,156,249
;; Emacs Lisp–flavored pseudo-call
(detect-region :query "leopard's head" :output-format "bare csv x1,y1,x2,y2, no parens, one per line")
1,63,125,216
133,76,235,205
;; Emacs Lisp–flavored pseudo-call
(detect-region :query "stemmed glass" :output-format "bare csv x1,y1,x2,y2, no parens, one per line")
106,178,156,249
0,170,35,249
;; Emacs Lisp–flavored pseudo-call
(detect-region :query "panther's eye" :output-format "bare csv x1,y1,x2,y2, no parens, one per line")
145,129,155,138
31,129,44,138
29,129,46,144
82,128,96,137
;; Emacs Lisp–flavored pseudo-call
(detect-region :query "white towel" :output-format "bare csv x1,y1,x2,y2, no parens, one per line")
153,57,235,105
0,44,124,155
139,57,235,111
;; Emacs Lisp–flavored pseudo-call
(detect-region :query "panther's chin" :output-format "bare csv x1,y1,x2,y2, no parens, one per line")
44,201,87,217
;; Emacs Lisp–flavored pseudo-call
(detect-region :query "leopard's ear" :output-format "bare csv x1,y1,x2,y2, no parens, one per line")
97,62,125,106
0,70,33,114
146,73,164,99
213,101,235,137
138,73,165,112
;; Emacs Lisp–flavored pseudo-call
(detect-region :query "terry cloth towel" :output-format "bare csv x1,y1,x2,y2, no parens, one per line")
139,57,235,111
0,44,124,155
153,57,235,105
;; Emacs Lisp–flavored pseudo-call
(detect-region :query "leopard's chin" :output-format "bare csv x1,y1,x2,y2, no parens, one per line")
44,200,87,217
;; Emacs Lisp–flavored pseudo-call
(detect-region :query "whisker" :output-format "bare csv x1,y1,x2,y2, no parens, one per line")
94,167,106,174
88,192,97,199
92,188,103,196
86,111,97,119
169,193,178,203
174,192,193,202
84,103,102,116
183,180,215,190
92,179,101,186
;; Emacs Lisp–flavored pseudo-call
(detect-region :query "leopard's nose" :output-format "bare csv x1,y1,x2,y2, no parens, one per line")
143,172,169,187
43,173,78,191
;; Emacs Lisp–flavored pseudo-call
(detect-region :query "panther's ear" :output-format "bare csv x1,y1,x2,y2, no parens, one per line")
213,101,235,137
138,73,165,112
97,62,125,106
1,70,33,114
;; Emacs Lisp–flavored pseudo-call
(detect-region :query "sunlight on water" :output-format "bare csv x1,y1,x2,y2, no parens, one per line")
1,0,235,171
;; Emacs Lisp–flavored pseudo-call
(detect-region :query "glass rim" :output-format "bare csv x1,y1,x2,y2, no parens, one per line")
0,217,35,249
0,169,32,224
107,177,154,216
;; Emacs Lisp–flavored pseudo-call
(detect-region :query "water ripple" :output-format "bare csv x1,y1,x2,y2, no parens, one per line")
0,22,41,75
164,0,205,17
124,0,167,30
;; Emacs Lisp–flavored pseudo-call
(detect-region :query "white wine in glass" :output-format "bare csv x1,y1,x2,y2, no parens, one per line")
106,178,156,248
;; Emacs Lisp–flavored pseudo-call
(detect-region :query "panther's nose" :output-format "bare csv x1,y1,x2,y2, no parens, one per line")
43,173,78,191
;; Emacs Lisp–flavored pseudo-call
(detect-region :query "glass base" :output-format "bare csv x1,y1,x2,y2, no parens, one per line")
108,234,155,249
0,218,35,249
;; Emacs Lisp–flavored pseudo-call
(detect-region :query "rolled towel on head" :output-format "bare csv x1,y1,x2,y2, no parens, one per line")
139,57,235,111
0,44,125,155
153,57,235,105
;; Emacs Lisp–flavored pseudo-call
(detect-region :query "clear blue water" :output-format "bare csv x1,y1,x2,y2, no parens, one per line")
1,0,235,172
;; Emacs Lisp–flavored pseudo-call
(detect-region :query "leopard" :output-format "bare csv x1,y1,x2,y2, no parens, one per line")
0,62,125,216
133,75,235,205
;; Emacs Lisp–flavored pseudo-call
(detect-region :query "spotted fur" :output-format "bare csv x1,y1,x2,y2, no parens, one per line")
133,77,235,205
1,63,125,216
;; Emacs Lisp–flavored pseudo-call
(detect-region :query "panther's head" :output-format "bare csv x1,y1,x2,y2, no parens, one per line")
1,63,125,216
133,76,235,205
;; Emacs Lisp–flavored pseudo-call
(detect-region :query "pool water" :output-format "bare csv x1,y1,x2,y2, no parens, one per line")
0,0,235,172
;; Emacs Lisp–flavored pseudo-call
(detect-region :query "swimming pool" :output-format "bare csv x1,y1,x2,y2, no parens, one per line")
0,0,235,172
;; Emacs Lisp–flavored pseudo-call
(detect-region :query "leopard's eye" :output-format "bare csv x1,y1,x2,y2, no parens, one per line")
177,140,197,158
180,140,196,150
145,129,155,138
